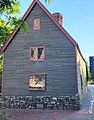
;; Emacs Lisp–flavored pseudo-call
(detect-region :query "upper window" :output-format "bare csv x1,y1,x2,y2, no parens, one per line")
30,46,45,61
33,18,40,30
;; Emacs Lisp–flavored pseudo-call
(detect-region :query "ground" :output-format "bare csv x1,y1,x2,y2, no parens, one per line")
1,85,94,120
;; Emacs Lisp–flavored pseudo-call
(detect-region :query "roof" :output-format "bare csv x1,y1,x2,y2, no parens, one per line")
1,0,85,62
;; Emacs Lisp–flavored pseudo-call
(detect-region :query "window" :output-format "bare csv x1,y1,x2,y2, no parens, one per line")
29,74,46,90
30,46,45,61
33,18,40,30
80,75,83,89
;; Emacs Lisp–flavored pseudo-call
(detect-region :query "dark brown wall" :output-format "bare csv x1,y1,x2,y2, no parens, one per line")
3,4,77,96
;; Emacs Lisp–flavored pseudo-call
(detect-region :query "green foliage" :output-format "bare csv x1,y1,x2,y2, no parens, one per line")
0,0,30,47
45,0,52,4
87,79,93,85
0,0,30,93
0,18,13,49
0,0,19,46
86,62,91,81
86,62,93,84
0,0,20,14
0,0,21,28
0,1,22,93
18,19,30,32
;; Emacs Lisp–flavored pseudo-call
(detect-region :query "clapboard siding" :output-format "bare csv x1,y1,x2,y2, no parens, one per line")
3,4,77,96
76,48,87,100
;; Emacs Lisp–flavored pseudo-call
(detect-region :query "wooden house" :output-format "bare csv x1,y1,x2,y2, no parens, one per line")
1,0,87,102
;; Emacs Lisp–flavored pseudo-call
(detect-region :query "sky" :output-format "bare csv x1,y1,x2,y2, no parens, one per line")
20,0,94,63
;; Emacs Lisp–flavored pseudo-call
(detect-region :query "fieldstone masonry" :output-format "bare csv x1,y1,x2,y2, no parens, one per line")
0,95,80,110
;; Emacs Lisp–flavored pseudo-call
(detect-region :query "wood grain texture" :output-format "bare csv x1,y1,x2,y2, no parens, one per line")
3,4,77,96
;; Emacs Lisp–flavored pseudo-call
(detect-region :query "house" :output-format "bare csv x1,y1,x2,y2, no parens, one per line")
1,0,87,102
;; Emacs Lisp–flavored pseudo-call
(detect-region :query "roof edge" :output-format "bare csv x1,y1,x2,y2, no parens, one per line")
76,45,86,63
37,0,77,46
1,0,85,64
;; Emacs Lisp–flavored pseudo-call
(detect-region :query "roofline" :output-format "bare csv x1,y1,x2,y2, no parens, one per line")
1,0,85,63
36,0,77,46
76,45,86,63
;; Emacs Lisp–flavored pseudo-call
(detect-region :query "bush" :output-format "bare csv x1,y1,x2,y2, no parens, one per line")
87,79,93,85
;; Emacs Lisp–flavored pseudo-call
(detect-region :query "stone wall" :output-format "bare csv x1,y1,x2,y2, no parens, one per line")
0,95,80,110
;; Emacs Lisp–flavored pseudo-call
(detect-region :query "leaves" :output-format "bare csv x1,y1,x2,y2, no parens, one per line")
0,0,20,14
0,0,21,93
86,62,92,83
0,19,12,49
15,18,30,32
0,0,30,48
45,0,52,4
0,0,30,92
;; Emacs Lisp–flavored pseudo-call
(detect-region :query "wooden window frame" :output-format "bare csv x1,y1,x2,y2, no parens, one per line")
80,75,83,90
30,46,45,61
33,18,40,30
29,74,46,91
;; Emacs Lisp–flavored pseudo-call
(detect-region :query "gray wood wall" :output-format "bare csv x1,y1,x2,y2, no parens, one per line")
3,3,77,96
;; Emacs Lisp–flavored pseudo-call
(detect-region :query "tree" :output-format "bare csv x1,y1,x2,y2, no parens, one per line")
0,0,29,93
0,0,21,92
86,62,93,84
0,0,19,46
45,0,52,3
0,0,29,48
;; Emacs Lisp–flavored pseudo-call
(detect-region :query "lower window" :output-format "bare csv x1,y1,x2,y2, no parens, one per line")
29,74,46,90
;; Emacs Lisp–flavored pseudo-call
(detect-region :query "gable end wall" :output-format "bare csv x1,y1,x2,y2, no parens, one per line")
3,4,77,96
76,47,87,100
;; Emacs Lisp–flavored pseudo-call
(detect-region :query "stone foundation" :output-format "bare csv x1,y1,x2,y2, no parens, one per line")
0,95,80,110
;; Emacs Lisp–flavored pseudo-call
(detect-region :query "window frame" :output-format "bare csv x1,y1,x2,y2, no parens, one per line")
29,74,46,91
33,18,40,30
80,75,83,90
30,46,46,61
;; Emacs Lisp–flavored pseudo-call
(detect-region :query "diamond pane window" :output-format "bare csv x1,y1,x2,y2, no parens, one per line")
29,74,46,90
33,18,40,30
31,47,37,60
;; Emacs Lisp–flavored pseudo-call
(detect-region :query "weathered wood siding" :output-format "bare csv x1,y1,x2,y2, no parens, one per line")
76,47,87,101
3,4,77,96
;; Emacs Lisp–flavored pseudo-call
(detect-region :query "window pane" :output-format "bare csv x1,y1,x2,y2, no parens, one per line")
30,46,45,61
33,18,40,30
29,74,46,90
38,48,45,60
31,48,37,60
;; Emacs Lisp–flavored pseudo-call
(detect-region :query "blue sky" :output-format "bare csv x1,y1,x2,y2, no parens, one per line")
20,0,94,63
